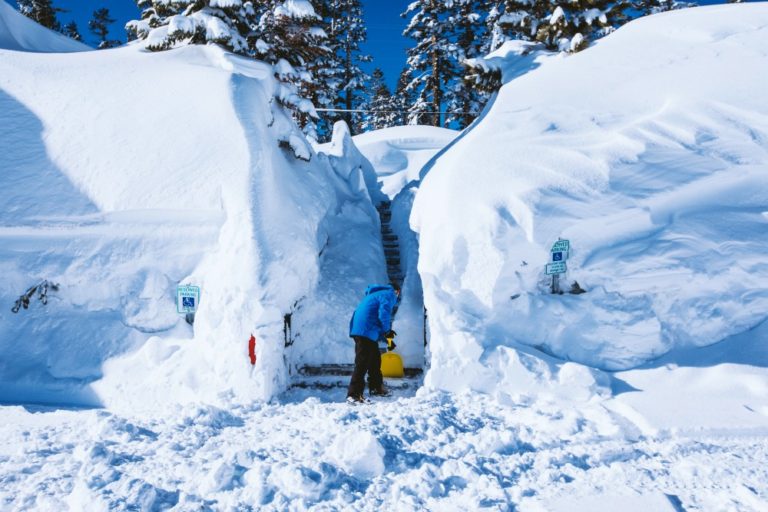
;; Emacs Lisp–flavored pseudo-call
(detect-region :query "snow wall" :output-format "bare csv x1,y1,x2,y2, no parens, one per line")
0,3,385,411
412,4,768,398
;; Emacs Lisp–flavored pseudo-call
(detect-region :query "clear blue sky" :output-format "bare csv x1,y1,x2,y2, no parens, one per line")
3,0,413,90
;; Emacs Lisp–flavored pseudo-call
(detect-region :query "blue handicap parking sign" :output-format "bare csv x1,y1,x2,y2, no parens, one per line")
552,251,563,262
177,285,200,313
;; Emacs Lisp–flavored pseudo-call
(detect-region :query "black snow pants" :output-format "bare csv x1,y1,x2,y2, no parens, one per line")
347,336,383,397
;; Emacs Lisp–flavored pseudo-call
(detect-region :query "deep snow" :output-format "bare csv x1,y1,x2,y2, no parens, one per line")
0,3,384,411
1,2,768,510
412,3,768,392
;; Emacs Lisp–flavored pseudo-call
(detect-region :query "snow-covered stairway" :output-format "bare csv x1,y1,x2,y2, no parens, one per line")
284,200,423,399
377,201,403,287
284,364,423,402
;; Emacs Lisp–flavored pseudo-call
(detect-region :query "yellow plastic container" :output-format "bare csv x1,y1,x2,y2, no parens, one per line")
381,351,404,378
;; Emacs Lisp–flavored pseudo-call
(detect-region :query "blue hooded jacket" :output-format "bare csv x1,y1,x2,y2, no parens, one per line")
349,284,397,342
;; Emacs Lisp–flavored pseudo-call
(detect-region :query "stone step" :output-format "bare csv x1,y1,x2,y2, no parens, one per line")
297,364,423,378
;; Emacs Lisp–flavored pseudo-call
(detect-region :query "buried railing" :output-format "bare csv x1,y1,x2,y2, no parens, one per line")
11,280,59,313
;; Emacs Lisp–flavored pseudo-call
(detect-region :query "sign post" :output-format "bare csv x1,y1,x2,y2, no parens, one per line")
547,239,570,294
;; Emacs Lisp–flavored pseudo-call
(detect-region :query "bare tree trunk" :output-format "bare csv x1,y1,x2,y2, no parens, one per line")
345,37,353,129
431,34,441,127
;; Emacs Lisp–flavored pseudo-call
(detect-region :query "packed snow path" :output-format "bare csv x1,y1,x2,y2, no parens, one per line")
1,389,766,511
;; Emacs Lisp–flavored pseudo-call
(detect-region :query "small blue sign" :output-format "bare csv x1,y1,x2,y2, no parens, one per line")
552,252,563,262
177,285,200,314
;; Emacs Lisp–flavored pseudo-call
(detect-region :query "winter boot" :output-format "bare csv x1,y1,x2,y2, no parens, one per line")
370,385,391,397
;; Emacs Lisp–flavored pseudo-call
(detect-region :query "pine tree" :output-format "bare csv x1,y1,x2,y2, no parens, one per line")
492,0,632,53
17,0,61,31
255,1,327,71
484,1,504,52
126,0,254,54
256,1,330,140
402,0,458,127
637,0,696,15
89,8,120,49
395,67,416,126
444,0,489,128
62,21,82,41
402,0,492,128
316,0,371,136
361,68,400,131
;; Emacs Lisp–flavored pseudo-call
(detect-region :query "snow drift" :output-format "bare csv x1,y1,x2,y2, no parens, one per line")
0,1,87,53
412,4,768,394
352,125,458,200
0,6,383,410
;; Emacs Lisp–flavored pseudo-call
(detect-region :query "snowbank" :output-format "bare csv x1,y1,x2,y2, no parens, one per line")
0,1,88,53
412,5,768,395
1,9,381,410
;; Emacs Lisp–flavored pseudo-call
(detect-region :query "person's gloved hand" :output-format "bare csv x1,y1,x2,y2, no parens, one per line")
385,330,397,351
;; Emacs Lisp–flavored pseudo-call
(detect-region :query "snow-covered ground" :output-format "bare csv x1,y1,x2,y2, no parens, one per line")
2,387,767,511
2,2,768,510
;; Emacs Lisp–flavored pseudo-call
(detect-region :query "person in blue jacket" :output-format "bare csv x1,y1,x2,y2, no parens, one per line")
347,282,400,403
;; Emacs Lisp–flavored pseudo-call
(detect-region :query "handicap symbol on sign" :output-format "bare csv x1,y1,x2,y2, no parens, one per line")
552,251,563,262
182,297,195,309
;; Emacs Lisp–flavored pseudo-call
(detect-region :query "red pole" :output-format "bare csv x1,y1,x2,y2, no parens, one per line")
248,335,256,365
